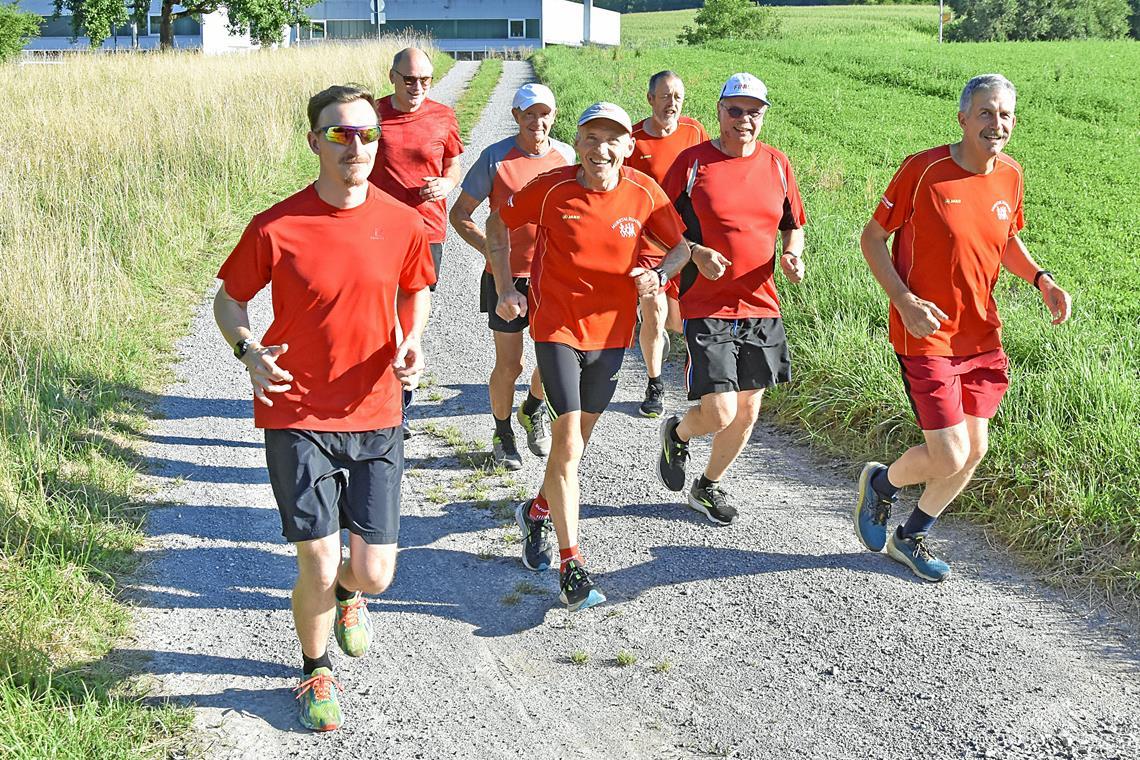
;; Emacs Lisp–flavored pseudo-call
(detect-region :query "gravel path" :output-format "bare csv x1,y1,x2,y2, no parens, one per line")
126,59,1139,760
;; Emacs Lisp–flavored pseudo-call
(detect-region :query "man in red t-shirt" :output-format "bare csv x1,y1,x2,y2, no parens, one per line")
656,73,807,527
450,83,574,474
214,85,435,731
488,102,690,611
853,74,1072,582
627,70,710,418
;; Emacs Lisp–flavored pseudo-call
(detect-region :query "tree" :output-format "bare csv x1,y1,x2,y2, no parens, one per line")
0,2,41,61
678,0,781,45
946,0,1130,40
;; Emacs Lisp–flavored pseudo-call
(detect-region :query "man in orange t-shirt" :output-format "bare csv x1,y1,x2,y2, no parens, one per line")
214,86,436,731
488,102,690,612
853,74,1072,582
626,70,709,418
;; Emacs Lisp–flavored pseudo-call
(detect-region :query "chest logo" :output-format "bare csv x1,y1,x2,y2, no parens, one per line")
370,227,385,240
612,216,642,239
942,198,961,205
992,200,1012,221
562,214,581,221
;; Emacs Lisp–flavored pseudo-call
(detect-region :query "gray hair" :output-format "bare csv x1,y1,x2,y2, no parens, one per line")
648,70,681,95
959,74,1016,112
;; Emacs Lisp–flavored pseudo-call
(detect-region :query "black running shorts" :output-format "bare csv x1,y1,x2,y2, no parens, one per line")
479,271,529,333
428,243,443,292
264,427,403,545
534,341,625,417
684,317,791,401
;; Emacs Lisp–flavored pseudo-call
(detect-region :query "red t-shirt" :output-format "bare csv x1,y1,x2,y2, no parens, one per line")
662,141,807,319
369,97,463,244
500,165,686,351
873,145,1025,356
217,184,437,431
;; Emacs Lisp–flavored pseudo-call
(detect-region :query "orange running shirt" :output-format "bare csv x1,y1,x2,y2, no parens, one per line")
662,141,806,319
500,165,686,351
217,184,437,432
460,135,575,277
873,145,1025,356
369,97,463,244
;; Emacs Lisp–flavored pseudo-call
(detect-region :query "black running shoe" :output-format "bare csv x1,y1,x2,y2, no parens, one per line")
687,478,738,525
492,435,524,471
514,501,553,571
639,380,665,418
559,560,606,612
657,414,689,492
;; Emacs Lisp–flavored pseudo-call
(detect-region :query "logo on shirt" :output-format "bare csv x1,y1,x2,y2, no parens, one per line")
639,154,653,160
942,198,961,205
506,195,515,208
370,227,385,240
562,214,581,220
991,200,1012,221
880,196,894,209
612,216,642,239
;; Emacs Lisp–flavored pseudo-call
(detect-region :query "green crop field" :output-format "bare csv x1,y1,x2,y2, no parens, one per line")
535,8,1140,601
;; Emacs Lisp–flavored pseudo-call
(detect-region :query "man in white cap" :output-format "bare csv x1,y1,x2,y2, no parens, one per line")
656,73,807,525
487,102,691,611
450,83,575,473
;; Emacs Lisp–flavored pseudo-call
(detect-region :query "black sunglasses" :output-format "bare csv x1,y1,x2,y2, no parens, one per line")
395,71,432,87
721,104,766,120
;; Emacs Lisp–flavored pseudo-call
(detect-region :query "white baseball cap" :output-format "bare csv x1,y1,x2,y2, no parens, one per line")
513,83,556,111
720,73,771,106
577,101,633,134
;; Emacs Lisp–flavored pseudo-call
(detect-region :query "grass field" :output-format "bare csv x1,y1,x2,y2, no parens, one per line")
0,39,451,758
455,57,505,141
535,8,1140,602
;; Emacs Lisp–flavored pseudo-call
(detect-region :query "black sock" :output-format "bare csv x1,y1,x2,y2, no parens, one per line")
901,507,937,538
302,651,332,676
521,393,542,416
334,583,355,602
493,415,514,440
648,376,663,388
669,421,687,444
697,474,717,490
871,466,900,499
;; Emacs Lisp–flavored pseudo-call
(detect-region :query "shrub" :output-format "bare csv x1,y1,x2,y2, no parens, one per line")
0,2,39,62
678,0,781,44
947,0,1130,41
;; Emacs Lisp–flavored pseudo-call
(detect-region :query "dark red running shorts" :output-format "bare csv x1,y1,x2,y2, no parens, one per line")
896,348,1009,431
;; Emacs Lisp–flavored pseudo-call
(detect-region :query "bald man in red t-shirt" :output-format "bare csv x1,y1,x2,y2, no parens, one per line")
853,74,1072,583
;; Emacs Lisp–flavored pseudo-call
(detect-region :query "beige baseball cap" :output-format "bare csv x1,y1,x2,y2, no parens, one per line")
577,102,633,134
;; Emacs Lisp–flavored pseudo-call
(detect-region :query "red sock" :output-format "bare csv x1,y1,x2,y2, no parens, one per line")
528,493,550,521
559,545,582,572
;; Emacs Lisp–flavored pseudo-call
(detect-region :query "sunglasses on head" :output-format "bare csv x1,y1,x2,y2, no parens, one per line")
316,125,381,145
721,104,766,120
396,72,432,87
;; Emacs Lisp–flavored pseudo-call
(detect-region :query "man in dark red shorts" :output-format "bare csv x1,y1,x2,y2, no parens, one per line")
488,102,690,611
656,73,807,526
450,83,574,471
853,74,1072,582
626,71,709,418
214,85,435,730
369,47,463,437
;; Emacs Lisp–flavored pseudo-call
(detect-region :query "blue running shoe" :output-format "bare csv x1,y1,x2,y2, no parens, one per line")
886,529,951,582
515,500,553,571
559,560,606,612
854,462,896,552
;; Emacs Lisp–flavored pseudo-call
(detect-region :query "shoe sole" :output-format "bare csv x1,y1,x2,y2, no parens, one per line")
686,493,736,525
300,715,341,732
885,536,951,583
853,462,887,552
492,452,525,471
639,405,662,419
560,588,606,612
656,417,685,492
515,501,551,572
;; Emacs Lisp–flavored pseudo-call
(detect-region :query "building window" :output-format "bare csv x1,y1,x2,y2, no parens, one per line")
508,18,524,39
148,15,202,35
325,19,377,39
525,18,540,39
309,20,326,40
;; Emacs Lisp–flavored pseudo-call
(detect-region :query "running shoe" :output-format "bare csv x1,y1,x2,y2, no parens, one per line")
516,405,551,457
687,478,738,525
657,414,689,492
515,500,554,571
334,591,372,657
639,380,665,418
559,559,606,612
491,435,524,471
854,462,896,552
886,529,951,582
294,667,343,731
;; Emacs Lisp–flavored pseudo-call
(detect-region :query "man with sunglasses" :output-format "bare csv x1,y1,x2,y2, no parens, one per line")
626,70,709,419
369,46,463,437
489,103,691,611
449,83,575,473
214,85,436,732
656,73,807,526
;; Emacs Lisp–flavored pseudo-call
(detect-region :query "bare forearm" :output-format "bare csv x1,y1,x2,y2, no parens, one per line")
860,224,910,303
659,240,692,279
213,287,256,348
486,212,516,293
781,227,804,256
1001,235,1044,284
397,288,431,341
452,216,488,259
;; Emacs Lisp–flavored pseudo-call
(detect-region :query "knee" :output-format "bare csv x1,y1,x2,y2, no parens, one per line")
703,398,737,432
351,557,396,595
963,439,988,471
928,445,971,479
296,550,340,590
493,359,523,380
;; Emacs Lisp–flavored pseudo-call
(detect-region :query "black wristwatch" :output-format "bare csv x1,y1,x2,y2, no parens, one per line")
234,337,255,360
653,266,669,287
1033,270,1054,291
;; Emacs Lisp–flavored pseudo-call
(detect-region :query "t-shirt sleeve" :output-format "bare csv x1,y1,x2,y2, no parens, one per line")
460,146,495,203
500,173,547,229
554,141,576,165
399,217,437,291
216,217,272,302
643,180,685,252
872,155,920,234
779,157,807,231
696,122,710,141
660,154,690,202
443,110,463,159
1010,171,1026,237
